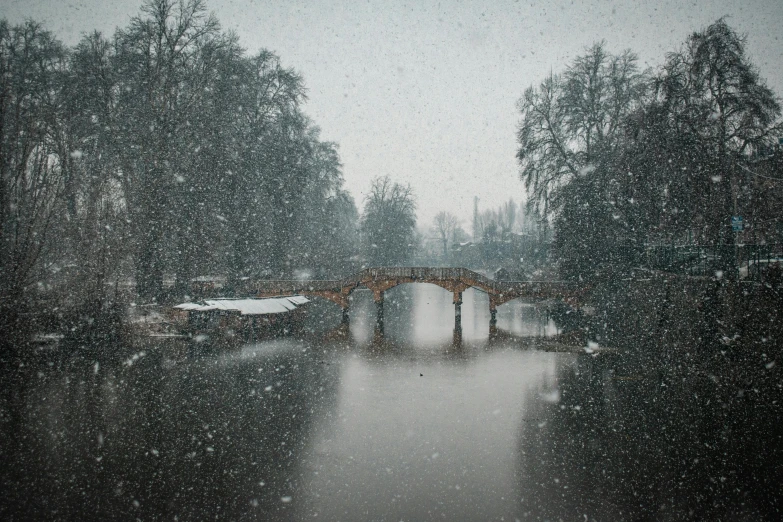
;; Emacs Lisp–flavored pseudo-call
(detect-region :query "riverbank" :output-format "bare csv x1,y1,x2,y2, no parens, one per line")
582,269,783,364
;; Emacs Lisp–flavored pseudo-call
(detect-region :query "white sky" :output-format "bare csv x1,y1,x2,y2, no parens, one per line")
5,0,783,231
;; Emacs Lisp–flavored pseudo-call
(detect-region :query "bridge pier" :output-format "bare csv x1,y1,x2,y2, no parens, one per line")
489,295,498,326
454,291,462,326
373,323,385,342
452,325,463,348
375,292,384,326
341,307,349,324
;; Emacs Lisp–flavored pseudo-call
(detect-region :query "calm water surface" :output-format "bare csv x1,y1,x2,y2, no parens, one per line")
1,285,779,520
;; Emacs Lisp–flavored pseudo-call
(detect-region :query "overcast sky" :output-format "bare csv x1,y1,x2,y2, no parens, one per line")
5,0,783,232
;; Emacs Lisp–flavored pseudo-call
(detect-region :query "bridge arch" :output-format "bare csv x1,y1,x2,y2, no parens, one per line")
251,267,580,325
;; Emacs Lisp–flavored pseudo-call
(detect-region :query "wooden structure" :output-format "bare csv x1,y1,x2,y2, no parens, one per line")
249,267,582,325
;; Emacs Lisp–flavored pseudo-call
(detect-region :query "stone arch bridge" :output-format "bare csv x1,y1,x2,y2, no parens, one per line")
249,267,582,325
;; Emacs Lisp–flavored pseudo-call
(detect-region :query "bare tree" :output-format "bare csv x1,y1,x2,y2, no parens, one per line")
516,42,648,219
361,176,416,266
656,18,782,246
432,211,459,260
113,0,226,301
0,21,68,359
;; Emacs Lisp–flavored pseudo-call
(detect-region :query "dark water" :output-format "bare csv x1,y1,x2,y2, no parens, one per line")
1,285,780,520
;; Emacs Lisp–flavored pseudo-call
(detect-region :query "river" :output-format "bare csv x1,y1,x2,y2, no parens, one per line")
1,284,780,520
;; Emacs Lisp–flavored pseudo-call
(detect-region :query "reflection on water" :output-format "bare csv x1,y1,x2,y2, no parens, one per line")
1,284,780,520
295,347,560,521
518,350,783,520
1,339,339,520
349,285,559,347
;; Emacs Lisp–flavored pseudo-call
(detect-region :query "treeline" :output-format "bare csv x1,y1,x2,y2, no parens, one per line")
517,19,782,281
472,199,548,270
0,0,359,355
473,199,546,245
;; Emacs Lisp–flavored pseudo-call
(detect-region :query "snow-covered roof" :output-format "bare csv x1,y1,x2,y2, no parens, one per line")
174,296,310,315
174,302,206,311
286,295,310,305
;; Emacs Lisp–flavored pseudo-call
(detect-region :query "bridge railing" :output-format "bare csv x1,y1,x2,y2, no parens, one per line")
359,267,497,285
249,268,580,299
456,268,497,289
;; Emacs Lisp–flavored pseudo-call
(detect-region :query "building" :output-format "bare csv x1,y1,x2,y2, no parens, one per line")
173,296,310,341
